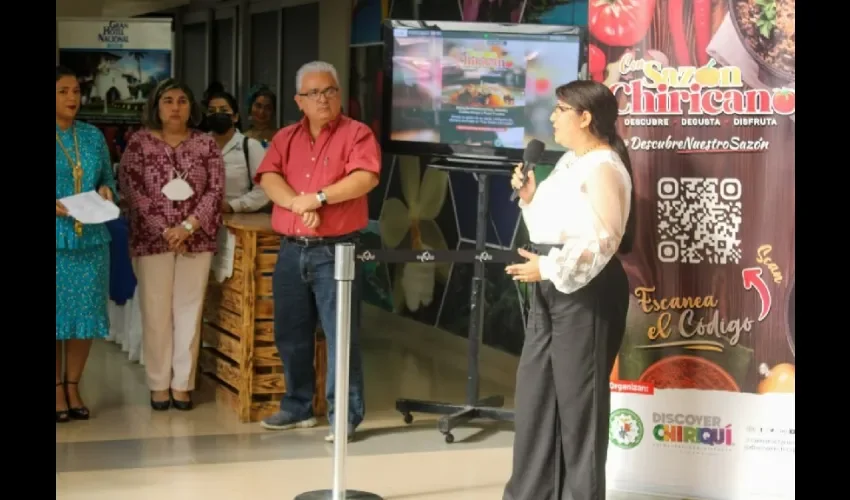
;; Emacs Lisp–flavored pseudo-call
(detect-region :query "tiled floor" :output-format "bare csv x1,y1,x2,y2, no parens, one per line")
56,323,675,500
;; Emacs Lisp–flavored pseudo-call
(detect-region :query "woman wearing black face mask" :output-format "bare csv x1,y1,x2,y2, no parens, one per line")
206,91,270,213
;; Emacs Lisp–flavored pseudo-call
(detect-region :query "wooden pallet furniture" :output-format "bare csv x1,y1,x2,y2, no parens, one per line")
200,213,328,423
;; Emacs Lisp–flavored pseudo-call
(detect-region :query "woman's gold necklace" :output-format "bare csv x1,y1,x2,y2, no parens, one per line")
566,143,608,168
56,127,84,236
575,143,608,157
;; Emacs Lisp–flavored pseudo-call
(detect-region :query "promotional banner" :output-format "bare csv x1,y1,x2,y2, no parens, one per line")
56,18,173,126
592,1,795,498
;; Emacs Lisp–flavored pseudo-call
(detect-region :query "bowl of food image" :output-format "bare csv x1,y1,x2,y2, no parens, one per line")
638,355,740,392
786,276,795,356
727,0,795,86
443,82,519,108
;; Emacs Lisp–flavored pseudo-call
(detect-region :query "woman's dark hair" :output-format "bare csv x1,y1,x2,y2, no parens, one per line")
246,85,277,117
56,65,76,81
206,90,242,130
142,78,203,130
203,81,225,105
555,80,636,255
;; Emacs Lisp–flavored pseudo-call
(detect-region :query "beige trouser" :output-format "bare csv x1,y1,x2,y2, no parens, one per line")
135,251,213,392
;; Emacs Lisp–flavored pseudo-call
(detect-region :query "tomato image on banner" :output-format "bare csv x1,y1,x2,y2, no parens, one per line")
588,43,607,82
589,0,656,47
772,88,795,114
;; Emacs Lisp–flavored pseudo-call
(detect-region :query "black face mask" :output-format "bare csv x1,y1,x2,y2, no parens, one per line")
207,112,234,134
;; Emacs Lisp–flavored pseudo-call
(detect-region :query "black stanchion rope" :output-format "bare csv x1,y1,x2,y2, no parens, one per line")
354,248,521,264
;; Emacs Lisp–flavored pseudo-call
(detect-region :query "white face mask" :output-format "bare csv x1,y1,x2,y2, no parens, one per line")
162,170,195,201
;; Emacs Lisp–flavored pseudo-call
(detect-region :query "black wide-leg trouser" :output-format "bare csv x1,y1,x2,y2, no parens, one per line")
504,255,629,500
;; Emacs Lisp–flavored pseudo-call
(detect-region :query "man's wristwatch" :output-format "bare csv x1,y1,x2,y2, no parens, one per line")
316,191,328,206
181,220,195,233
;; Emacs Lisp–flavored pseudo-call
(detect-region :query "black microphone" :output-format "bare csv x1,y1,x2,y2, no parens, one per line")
510,139,545,202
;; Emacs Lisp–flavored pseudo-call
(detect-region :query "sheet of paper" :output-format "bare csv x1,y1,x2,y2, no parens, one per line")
212,228,236,283
59,191,120,225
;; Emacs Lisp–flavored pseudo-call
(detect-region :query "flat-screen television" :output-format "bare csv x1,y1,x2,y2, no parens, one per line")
381,20,587,164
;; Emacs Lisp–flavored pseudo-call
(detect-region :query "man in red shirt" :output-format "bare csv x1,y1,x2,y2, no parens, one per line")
255,61,381,441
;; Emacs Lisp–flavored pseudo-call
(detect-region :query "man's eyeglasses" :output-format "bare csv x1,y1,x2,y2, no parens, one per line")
298,87,339,101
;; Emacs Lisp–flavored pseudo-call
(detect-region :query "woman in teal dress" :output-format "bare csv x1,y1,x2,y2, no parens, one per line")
55,65,118,423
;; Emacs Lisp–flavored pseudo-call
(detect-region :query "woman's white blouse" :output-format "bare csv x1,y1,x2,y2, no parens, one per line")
520,149,632,295
220,130,270,212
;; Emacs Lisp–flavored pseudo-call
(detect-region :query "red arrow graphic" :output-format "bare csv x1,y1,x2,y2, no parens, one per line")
742,267,772,322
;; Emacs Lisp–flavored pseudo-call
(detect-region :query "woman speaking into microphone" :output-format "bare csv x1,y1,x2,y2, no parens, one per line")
503,80,635,500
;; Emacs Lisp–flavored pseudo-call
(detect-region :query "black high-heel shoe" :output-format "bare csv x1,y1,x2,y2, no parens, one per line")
64,381,90,420
56,382,70,423
150,391,171,411
171,391,193,411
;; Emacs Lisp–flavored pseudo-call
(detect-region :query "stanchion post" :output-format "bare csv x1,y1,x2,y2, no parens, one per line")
332,242,355,498
294,243,383,500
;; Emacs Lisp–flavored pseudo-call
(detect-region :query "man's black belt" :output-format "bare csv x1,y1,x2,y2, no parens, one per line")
281,233,358,248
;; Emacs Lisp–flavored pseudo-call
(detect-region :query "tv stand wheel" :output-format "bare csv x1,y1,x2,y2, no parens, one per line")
403,413,413,425
444,432,455,444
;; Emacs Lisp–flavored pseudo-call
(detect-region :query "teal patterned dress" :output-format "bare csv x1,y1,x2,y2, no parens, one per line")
56,121,118,340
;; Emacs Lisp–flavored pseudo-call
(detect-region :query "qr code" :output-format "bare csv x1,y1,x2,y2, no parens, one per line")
656,177,743,265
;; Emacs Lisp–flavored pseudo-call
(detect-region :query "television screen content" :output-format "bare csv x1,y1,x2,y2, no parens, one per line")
382,21,585,161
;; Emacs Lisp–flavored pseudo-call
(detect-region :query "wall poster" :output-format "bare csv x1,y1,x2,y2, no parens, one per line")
597,1,795,499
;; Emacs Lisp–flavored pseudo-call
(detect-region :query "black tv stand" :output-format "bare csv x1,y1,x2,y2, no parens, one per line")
395,156,516,443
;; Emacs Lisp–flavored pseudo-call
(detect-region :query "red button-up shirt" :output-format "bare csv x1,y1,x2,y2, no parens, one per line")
255,115,381,237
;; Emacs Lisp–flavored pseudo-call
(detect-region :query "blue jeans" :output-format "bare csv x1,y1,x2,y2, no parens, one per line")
272,241,366,427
